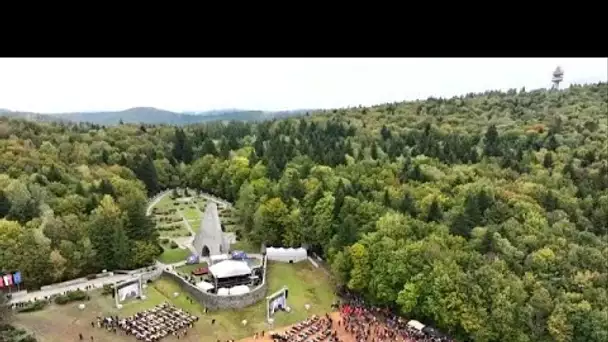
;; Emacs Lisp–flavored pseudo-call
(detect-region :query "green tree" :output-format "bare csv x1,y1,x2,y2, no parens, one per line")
200,138,218,156
251,197,290,246
134,156,160,196
88,195,130,270
426,199,443,222
400,191,418,217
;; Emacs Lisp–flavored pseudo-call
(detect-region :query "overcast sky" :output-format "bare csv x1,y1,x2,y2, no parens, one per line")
0,58,606,113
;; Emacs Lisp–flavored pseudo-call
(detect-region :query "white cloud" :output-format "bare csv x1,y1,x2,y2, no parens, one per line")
0,58,605,113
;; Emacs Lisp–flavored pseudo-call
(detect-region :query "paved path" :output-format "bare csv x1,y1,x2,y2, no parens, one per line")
198,193,232,208
177,211,197,254
146,190,171,216
9,269,153,305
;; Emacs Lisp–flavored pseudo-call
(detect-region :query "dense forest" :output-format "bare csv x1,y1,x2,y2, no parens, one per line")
1,83,607,342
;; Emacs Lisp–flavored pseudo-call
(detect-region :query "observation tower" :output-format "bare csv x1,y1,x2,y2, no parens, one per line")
551,66,564,90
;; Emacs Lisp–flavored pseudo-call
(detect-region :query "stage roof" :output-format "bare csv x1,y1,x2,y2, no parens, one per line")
196,281,215,292
209,260,252,279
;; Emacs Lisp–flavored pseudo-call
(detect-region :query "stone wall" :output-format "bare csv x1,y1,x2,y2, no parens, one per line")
162,256,268,310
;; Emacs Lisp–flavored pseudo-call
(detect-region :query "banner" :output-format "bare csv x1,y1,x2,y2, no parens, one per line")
117,282,141,302
13,272,22,285
268,293,287,317
3,274,12,286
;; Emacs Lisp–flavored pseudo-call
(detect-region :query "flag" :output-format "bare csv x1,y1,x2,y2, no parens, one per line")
3,274,12,286
13,272,22,285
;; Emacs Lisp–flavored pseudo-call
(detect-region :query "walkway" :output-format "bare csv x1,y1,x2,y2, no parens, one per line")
8,267,158,305
146,190,171,216
198,193,232,208
176,210,197,254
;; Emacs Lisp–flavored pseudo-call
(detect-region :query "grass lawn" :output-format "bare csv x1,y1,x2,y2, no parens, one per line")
150,191,203,239
181,206,201,222
157,246,190,264
230,239,260,254
15,261,336,341
155,194,176,210
157,221,189,235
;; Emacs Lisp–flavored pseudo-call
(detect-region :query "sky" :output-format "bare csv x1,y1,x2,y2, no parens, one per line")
0,58,606,113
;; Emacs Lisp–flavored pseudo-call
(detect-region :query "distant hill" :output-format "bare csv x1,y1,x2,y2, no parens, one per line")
0,107,313,125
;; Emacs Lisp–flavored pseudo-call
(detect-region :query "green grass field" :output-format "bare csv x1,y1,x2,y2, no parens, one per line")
230,240,260,253
181,206,201,222
15,261,336,341
157,246,190,264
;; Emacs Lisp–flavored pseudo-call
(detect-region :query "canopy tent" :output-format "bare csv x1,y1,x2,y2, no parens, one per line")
210,254,229,264
191,267,209,276
230,285,250,295
208,260,252,279
217,288,230,296
266,247,307,263
407,320,426,332
196,281,215,292
231,250,248,260
186,254,200,264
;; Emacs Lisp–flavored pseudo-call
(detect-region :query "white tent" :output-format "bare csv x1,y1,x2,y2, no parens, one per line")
217,288,230,296
266,247,307,263
210,254,229,264
407,320,425,331
208,260,252,279
230,285,250,295
196,281,215,292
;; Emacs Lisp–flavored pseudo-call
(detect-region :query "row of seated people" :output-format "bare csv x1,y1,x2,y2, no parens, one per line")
271,314,339,342
96,303,198,341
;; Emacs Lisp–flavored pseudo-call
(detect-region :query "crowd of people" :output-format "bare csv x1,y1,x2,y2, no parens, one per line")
93,303,198,341
271,314,338,342
338,292,453,342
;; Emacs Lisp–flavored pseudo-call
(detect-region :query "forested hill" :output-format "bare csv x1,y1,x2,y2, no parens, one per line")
0,107,311,125
1,83,607,342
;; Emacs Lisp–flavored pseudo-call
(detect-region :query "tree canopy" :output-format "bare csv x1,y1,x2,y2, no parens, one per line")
1,83,607,342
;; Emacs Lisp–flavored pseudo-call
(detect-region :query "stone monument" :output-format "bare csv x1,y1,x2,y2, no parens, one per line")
192,202,230,257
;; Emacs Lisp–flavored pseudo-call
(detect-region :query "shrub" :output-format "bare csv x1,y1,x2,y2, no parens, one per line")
17,300,47,313
160,238,169,244
0,324,14,333
55,290,89,305
67,289,88,301
54,295,69,305
169,241,179,249
102,284,114,296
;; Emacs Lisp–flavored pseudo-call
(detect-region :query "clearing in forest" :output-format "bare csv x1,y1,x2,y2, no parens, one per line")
14,261,336,342
150,189,257,256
